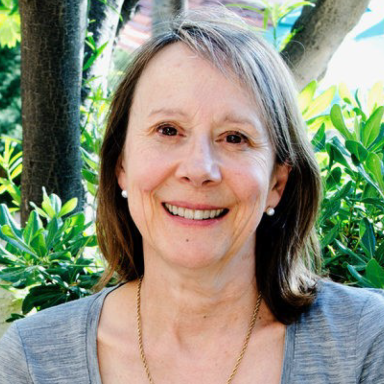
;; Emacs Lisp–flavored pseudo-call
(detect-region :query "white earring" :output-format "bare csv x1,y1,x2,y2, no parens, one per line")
121,190,128,199
266,207,275,216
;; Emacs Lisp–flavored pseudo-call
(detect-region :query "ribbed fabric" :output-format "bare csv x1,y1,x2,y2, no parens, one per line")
0,280,383,383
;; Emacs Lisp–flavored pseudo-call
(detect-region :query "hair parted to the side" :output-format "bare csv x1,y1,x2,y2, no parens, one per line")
96,7,322,324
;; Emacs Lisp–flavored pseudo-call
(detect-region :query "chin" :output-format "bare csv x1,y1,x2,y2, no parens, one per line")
160,246,227,271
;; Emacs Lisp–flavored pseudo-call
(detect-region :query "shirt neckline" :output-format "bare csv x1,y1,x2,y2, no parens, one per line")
86,284,297,384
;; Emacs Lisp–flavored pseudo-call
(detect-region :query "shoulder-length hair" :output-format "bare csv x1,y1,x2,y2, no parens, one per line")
96,7,322,324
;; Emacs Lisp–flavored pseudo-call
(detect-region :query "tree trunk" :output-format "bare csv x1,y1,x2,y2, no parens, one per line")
116,0,140,38
81,0,133,109
281,0,370,90
152,0,188,36
19,0,87,225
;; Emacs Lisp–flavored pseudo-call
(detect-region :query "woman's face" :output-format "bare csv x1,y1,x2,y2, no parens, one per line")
117,43,289,272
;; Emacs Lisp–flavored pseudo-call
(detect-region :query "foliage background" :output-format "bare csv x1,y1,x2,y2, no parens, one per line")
0,0,383,325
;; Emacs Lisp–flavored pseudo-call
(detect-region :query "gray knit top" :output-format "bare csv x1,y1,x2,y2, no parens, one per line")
0,280,384,383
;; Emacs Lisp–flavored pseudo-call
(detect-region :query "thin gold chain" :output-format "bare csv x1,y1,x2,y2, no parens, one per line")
136,276,262,384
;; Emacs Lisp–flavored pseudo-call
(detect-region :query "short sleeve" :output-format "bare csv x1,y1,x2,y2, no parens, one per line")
357,291,384,383
0,323,32,384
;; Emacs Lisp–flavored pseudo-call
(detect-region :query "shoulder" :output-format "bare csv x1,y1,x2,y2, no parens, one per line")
292,280,384,383
301,279,384,335
0,285,118,383
312,279,384,324
14,288,106,341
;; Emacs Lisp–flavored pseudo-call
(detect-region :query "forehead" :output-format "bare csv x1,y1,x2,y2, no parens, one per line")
130,42,259,119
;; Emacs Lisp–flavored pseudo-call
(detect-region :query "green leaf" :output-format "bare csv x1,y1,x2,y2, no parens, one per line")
359,218,376,258
2,0,14,9
355,89,364,113
369,123,384,152
82,168,98,185
45,217,60,250
307,115,332,133
365,152,384,193
361,197,384,212
58,198,78,218
81,148,99,171
320,199,341,222
8,150,22,168
0,11,20,48
303,86,336,120
345,140,368,164
0,225,39,258
325,167,342,190
22,285,68,314
0,267,26,284
262,7,269,30
367,81,384,115
6,313,25,323
10,163,22,180
85,35,96,51
347,265,374,288
30,232,47,257
83,41,108,71
41,188,56,218
320,223,340,248
330,105,354,140
365,259,384,288
50,194,62,215
28,202,49,219
0,204,21,237
333,180,353,200
357,164,384,199
41,200,55,219
334,240,368,264
326,143,350,169
339,83,355,106
298,80,317,114
311,124,325,152
23,211,43,245
362,106,384,147
376,242,384,264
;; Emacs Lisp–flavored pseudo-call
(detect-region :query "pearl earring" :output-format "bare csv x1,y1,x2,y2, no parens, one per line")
121,190,128,199
266,207,275,216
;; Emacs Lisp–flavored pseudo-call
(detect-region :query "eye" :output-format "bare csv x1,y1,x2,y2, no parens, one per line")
157,124,178,136
225,132,248,144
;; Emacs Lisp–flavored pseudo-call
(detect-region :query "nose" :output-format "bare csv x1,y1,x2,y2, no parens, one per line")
175,137,222,187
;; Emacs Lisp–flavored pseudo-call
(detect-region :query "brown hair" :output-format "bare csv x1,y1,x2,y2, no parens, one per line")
96,7,322,324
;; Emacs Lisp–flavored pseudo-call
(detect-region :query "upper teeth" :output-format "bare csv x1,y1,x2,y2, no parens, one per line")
165,204,224,220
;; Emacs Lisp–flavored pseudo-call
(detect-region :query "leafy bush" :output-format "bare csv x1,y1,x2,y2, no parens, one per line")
0,136,21,209
0,0,20,49
0,44,21,144
301,81,384,288
0,189,103,321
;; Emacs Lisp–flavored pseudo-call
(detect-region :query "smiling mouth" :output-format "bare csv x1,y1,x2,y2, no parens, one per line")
163,203,228,220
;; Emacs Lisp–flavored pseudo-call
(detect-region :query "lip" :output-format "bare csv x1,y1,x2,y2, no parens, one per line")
162,202,229,226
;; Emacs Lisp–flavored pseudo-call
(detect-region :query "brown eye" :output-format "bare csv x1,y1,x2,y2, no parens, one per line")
157,125,178,136
226,132,247,144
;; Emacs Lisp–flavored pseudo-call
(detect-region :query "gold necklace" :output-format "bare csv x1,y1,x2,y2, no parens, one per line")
136,276,262,384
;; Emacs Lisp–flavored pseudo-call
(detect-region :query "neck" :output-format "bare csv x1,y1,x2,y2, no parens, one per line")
139,245,261,350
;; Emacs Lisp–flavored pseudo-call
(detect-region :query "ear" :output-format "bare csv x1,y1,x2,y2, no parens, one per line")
115,155,127,191
266,163,291,209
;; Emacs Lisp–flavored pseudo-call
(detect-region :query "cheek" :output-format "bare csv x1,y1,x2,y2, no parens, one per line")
230,156,273,204
125,139,172,192
124,146,173,229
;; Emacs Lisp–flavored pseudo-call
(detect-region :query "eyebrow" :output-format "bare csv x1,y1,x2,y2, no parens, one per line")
148,108,189,119
219,114,260,130
148,108,261,133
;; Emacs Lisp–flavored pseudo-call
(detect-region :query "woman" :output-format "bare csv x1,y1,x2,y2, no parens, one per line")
1,8,384,384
